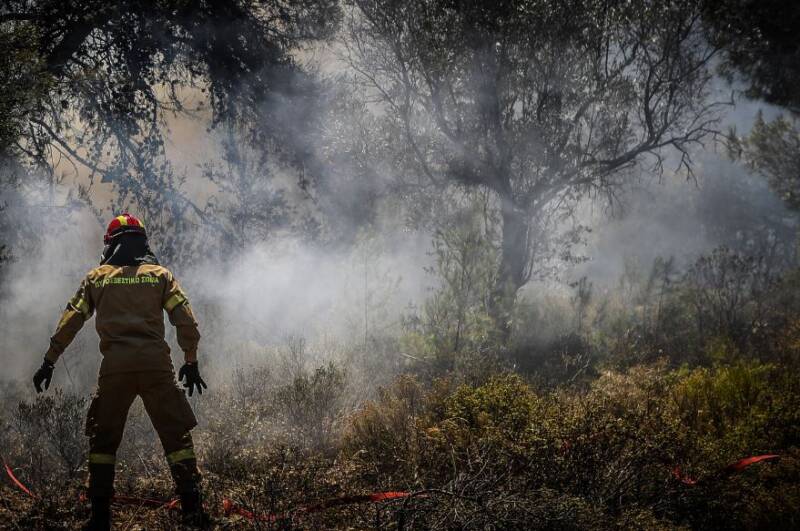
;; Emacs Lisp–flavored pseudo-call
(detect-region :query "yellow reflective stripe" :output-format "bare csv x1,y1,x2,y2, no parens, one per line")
166,447,196,465
57,312,71,329
70,296,90,316
164,292,187,312
88,453,116,464
116,215,128,226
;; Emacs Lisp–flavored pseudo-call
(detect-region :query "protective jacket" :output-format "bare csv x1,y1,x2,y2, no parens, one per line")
45,264,200,375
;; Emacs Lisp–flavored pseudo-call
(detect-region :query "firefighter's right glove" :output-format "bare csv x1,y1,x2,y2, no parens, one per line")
178,362,207,397
33,358,55,393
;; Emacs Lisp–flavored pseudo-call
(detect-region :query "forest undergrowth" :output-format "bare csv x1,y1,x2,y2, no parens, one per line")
3,248,800,530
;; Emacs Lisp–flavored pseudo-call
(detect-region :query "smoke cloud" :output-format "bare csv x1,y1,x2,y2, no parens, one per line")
0,46,794,397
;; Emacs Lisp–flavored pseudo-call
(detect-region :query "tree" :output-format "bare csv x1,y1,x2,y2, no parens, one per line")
0,21,50,157
707,2,800,248
2,0,340,154
202,126,294,258
0,0,339,261
698,0,800,345
703,0,800,115
345,0,723,336
730,113,800,225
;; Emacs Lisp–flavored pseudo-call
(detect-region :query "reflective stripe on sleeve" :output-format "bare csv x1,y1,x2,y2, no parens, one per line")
88,453,116,464
164,292,188,312
69,296,90,317
166,447,196,465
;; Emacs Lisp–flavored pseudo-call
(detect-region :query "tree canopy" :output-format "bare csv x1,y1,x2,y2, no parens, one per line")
345,0,724,332
0,0,340,261
703,0,800,114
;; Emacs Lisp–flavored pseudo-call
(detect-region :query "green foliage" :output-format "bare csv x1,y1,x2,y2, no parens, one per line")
731,113,800,213
347,0,722,333
1,0,342,266
343,366,800,529
0,22,50,155
4,357,800,528
343,375,425,480
703,0,800,113
401,194,504,378
672,361,800,457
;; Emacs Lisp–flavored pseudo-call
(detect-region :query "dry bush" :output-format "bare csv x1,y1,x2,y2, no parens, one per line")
9,390,87,495
274,361,348,451
3,358,800,529
199,358,349,481
341,364,800,529
343,375,427,482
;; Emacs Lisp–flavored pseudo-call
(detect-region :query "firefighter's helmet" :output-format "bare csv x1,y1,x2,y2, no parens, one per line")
104,213,146,244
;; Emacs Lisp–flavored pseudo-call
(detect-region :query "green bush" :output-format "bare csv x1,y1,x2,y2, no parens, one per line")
672,361,800,460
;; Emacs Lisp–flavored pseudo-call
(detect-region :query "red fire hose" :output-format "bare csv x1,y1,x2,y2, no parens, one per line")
671,454,779,485
2,455,411,521
1,453,780,522
3,459,37,499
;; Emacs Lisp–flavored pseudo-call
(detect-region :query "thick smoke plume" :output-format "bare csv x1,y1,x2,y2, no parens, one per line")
0,37,793,397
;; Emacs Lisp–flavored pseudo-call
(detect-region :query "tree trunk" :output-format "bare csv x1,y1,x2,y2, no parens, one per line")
489,198,529,342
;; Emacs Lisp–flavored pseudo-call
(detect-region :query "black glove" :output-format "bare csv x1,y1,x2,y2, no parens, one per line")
178,362,207,397
33,358,55,393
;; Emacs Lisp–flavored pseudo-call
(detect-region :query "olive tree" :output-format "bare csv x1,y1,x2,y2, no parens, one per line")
702,0,800,115
344,0,724,335
0,0,339,261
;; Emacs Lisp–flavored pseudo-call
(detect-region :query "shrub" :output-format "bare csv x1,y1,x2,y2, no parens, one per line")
10,390,87,496
274,361,348,451
343,375,427,484
671,361,800,459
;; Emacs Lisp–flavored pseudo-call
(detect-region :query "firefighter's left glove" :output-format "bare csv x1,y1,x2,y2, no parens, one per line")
178,362,207,397
33,358,55,393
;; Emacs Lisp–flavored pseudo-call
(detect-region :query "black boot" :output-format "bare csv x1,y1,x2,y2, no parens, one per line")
180,490,210,528
82,496,111,531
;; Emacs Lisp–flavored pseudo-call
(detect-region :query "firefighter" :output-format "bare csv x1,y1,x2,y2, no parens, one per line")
32,213,209,530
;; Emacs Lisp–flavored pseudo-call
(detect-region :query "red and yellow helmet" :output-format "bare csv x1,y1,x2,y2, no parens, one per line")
104,213,146,244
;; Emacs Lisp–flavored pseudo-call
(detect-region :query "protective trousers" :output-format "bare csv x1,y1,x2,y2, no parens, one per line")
85,371,201,497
